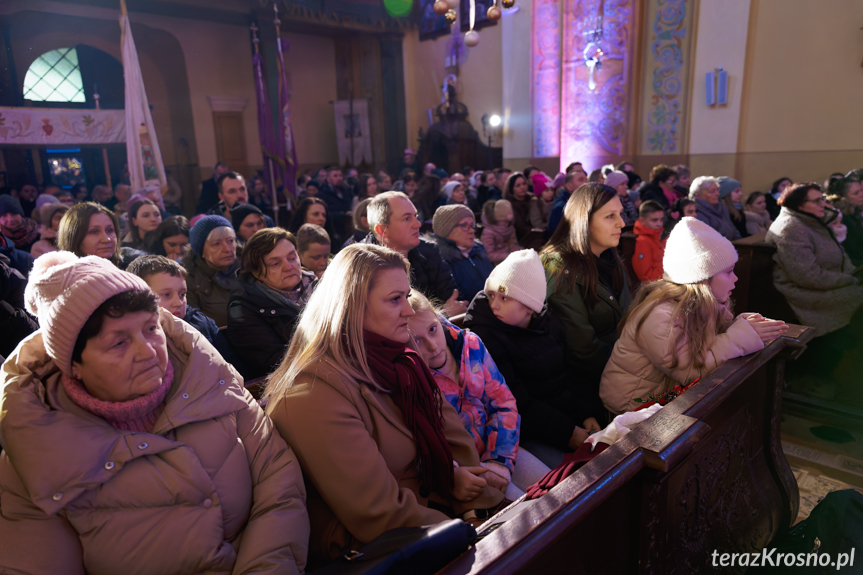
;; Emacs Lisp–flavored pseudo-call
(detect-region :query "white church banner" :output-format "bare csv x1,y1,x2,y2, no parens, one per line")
334,99,373,166
0,107,126,145
121,10,167,194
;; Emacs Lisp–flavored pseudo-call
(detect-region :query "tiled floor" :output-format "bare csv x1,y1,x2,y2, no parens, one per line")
782,411,863,523
791,465,863,524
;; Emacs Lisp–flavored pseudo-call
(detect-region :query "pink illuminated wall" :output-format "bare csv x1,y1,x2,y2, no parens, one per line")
530,0,561,157
558,0,635,170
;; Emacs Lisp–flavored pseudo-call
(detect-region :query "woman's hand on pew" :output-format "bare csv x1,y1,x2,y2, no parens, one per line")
483,470,510,494
583,417,602,433
569,426,591,450
453,466,488,501
742,313,789,342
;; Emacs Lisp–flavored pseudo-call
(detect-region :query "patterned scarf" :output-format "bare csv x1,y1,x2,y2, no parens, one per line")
1,217,39,250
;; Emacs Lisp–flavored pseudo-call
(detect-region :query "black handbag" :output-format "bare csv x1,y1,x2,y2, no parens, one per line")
313,519,477,575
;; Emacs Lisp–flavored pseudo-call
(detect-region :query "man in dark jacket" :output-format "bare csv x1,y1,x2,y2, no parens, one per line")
548,168,588,236
206,172,249,221
196,162,230,214
363,191,464,316
317,167,353,245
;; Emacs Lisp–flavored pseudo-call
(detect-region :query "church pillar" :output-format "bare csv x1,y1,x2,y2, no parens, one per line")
687,0,752,179
635,0,696,170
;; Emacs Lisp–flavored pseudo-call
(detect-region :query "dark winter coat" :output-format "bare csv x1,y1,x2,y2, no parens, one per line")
432,236,494,303
542,251,632,385
317,182,353,217
362,233,458,302
183,252,239,328
508,196,533,241
841,211,863,267
226,275,315,379
464,292,605,449
0,234,34,277
195,176,220,214
184,305,247,374
547,189,570,236
639,183,671,210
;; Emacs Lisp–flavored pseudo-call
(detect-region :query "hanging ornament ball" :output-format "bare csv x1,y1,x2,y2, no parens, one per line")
445,0,460,9
444,8,457,22
501,0,515,8
433,0,449,15
486,4,501,20
464,30,480,47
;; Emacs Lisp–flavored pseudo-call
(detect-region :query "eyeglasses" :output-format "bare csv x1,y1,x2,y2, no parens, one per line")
455,222,476,232
802,196,826,205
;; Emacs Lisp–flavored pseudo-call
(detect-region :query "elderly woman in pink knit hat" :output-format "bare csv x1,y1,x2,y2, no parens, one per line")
0,252,309,574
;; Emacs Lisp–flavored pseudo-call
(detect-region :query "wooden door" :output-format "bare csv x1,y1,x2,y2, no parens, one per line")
212,111,248,177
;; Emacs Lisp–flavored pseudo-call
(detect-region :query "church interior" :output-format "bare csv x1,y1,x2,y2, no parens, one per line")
1,0,863,572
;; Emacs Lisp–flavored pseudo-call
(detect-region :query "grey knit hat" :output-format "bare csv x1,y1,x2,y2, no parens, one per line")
432,204,474,238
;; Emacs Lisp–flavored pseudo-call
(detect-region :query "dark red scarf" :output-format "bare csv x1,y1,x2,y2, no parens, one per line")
363,330,454,498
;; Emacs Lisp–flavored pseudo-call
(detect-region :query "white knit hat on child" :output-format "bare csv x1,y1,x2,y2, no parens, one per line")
24,251,151,376
484,249,547,313
662,217,738,284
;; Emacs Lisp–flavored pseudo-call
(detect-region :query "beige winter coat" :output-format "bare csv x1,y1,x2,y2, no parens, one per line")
267,359,504,568
0,309,309,575
743,210,773,236
600,301,764,415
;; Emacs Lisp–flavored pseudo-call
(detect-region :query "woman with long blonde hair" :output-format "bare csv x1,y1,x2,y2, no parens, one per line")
599,218,787,415
265,243,503,568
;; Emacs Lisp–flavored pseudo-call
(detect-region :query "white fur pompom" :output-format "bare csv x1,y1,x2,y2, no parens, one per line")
24,251,79,316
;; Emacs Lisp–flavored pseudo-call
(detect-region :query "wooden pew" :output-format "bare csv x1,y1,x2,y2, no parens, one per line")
439,325,814,575
731,233,798,323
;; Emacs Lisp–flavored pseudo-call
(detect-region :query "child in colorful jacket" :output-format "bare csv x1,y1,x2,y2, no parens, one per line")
409,291,546,500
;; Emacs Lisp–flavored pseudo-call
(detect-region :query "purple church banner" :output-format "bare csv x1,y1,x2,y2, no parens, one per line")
531,0,561,157
560,0,635,170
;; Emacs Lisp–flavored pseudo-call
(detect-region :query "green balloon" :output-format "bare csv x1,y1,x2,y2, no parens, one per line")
384,0,413,17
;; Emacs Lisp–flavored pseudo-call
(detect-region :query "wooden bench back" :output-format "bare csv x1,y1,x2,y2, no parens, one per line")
439,325,814,574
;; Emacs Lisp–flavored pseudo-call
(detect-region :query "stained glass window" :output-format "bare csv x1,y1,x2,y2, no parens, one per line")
23,48,86,103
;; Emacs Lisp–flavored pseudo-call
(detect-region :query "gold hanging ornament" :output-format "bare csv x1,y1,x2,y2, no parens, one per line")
433,0,449,15
486,3,501,21
501,0,515,8
445,8,457,22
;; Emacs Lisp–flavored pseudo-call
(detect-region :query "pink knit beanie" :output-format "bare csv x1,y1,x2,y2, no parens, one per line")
24,251,151,375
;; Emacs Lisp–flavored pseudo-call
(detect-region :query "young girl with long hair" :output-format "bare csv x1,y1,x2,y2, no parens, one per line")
408,291,549,501
600,217,787,414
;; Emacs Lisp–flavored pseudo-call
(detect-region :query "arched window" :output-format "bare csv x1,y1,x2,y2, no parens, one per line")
23,48,86,103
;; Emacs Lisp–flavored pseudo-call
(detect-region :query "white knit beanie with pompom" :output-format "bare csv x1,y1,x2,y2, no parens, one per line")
662,217,738,284
24,251,151,375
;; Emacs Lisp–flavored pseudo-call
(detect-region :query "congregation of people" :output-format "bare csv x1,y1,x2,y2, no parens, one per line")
3,151,863,574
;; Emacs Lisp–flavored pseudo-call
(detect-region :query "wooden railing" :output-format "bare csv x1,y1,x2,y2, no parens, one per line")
438,325,814,575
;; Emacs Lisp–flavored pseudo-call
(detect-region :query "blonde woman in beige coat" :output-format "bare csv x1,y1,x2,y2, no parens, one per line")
265,244,504,569
600,218,787,415
0,252,309,575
